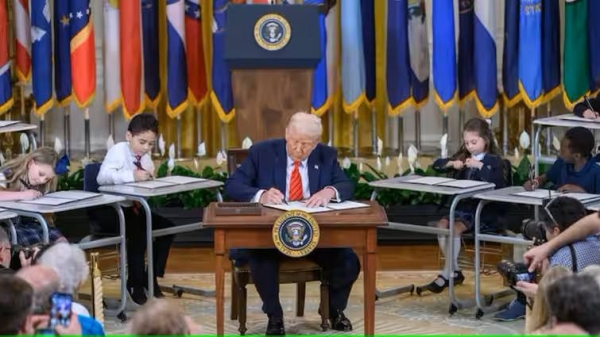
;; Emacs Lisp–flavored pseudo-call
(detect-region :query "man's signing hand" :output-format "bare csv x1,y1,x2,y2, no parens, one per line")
259,188,285,204
305,188,335,207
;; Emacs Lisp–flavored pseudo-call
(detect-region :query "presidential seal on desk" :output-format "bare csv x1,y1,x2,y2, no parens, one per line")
272,210,320,257
254,13,291,51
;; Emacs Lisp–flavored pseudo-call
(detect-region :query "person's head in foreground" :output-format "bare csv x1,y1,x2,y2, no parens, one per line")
547,274,600,334
526,265,572,334
128,299,202,335
542,196,588,242
285,112,322,162
0,274,34,335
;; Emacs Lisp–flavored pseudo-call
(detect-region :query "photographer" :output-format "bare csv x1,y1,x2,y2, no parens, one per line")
495,196,600,321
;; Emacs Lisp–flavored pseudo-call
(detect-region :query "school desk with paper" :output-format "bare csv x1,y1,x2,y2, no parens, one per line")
125,175,207,189
406,177,456,186
264,201,370,213
512,189,600,202
0,121,20,128
20,190,101,206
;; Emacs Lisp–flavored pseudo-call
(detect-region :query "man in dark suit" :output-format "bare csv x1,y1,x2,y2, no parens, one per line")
225,112,360,335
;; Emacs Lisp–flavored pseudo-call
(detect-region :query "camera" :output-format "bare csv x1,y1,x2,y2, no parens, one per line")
497,259,537,287
521,219,547,246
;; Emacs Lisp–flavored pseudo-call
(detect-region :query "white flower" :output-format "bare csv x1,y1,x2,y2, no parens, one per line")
241,137,253,149
342,157,351,169
158,134,165,157
440,133,448,159
106,135,114,151
216,151,227,166
519,130,531,149
20,133,29,153
552,135,561,151
197,142,206,156
54,137,63,154
376,137,383,156
407,144,418,174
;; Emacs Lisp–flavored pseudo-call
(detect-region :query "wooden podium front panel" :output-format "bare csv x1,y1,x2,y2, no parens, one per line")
231,69,313,145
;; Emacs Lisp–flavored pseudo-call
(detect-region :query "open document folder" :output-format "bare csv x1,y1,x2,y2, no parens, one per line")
20,191,101,206
126,175,207,189
264,200,370,214
512,189,600,203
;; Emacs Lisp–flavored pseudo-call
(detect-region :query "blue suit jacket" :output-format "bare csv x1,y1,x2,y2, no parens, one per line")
225,138,354,202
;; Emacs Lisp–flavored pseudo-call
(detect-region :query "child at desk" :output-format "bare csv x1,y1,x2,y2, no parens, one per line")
0,147,68,247
573,94,600,120
93,113,175,305
425,118,507,294
525,127,600,194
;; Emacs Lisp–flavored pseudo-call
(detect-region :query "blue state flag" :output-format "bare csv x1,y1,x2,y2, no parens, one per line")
407,0,429,106
502,0,521,108
542,0,560,102
53,0,71,106
518,0,543,109
386,0,411,115
458,0,474,103
211,0,235,123
166,0,188,118
304,0,329,116
341,0,366,113
143,0,161,109
432,0,456,112
31,0,53,116
361,0,376,106
473,0,498,117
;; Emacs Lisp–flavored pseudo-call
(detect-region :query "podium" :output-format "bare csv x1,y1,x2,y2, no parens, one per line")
225,4,321,145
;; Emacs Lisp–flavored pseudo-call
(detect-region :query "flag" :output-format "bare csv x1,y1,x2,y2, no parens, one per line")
13,0,31,83
588,0,600,94
386,0,411,115
361,0,376,106
185,0,207,107
518,0,542,109
304,0,328,116
457,0,474,104
473,0,498,117
69,0,96,108
166,0,188,118
563,0,589,109
432,0,456,113
502,0,521,108
542,0,560,102
54,0,71,107
407,0,429,107
103,0,120,113
211,0,235,122
325,0,339,113
341,0,366,113
120,0,144,117
142,0,161,109
31,0,53,116
0,0,12,114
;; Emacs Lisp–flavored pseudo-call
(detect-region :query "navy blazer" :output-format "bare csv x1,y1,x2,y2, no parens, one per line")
224,139,354,202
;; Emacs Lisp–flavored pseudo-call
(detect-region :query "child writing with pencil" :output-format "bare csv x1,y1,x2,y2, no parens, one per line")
93,113,175,305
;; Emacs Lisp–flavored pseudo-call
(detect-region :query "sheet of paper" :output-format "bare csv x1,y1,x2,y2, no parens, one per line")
264,201,332,213
47,191,100,200
126,180,175,189
437,180,490,189
0,121,20,127
21,197,74,206
557,115,600,123
156,176,207,185
326,201,370,210
406,177,456,185
512,189,558,199
560,193,600,202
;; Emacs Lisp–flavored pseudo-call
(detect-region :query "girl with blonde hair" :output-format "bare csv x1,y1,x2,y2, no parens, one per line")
526,265,572,334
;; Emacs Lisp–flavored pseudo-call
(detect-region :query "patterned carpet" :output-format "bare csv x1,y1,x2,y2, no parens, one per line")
92,271,524,335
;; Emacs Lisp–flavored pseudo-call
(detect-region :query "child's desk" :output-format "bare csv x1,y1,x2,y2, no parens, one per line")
470,186,600,318
99,177,224,299
0,193,128,319
0,122,38,151
368,175,496,314
0,208,20,245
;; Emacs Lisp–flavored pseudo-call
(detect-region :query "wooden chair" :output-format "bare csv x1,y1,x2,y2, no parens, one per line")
226,148,330,335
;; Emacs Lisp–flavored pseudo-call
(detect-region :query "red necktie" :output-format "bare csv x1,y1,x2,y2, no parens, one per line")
289,161,303,201
132,155,142,214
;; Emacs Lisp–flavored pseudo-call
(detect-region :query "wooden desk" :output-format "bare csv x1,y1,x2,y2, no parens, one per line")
203,201,388,336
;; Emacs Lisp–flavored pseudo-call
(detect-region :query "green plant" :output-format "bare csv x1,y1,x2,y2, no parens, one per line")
57,167,84,191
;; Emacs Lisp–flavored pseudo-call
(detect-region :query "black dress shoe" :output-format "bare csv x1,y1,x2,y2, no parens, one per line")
330,311,352,332
266,317,285,336
129,286,148,305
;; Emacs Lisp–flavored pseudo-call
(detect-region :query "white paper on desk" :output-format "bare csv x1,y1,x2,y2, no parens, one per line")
20,197,74,206
156,176,207,185
0,121,19,128
406,177,456,185
264,201,331,213
437,180,490,189
557,115,600,123
126,180,175,189
560,192,600,202
326,201,370,210
47,191,100,200
512,189,558,199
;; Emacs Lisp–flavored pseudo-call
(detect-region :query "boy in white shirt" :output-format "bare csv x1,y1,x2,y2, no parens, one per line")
93,113,175,305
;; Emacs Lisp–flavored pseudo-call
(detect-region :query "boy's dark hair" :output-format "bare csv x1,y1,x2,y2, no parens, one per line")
564,127,595,157
542,196,587,232
128,113,159,136
0,275,33,335
548,274,600,334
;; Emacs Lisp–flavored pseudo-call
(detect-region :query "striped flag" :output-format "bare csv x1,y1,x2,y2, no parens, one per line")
386,0,412,115
69,0,96,108
457,0,475,104
473,0,498,117
166,0,188,118
54,0,72,107
361,0,376,106
103,0,120,113
407,0,429,107
432,0,456,112
502,0,521,108
305,0,328,116
185,0,208,107
13,0,31,83
120,0,144,117
0,0,12,114
142,0,161,109
563,0,589,109
518,0,542,109
31,0,53,116
542,0,560,102
211,0,235,122
341,0,366,113
588,0,600,94
325,0,339,114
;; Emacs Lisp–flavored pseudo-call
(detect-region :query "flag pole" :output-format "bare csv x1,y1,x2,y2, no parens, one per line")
153,107,160,157
195,106,202,154
39,113,45,148
353,111,359,157
84,108,90,158
502,106,508,156
415,109,421,150
530,107,536,155
63,107,70,157
176,115,182,159
442,113,449,139
108,110,115,140
370,107,377,154
458,109,465,141
545,103,552,154
397,115,404,155
220,121,226,155
327,110,334,146
20,87,25,120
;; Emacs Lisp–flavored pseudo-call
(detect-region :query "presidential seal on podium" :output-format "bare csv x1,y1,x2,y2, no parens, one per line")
272,210,320,257
254,13,291,51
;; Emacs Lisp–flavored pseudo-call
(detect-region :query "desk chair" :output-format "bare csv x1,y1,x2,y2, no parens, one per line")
226,148,330,335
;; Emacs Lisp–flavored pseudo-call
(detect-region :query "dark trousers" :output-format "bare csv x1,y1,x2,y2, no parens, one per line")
246,248,360,319
88,206,175,288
